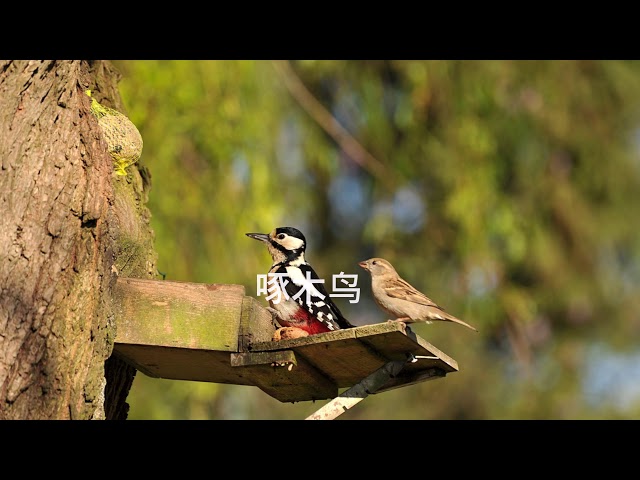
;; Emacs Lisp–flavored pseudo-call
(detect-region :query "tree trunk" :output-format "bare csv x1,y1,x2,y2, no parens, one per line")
0,60,157,419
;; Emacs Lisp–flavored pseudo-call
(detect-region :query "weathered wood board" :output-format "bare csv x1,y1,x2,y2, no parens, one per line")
114,344,256,386
113,278,459,403
230,350,338,402
113,277,277,387
243,322,458,400
114,278,248,351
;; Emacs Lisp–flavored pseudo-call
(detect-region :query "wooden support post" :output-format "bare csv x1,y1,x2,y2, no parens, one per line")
306,359,407,420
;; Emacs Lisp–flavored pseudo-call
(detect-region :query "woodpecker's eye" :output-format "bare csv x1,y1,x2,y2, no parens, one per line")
277,233,286,240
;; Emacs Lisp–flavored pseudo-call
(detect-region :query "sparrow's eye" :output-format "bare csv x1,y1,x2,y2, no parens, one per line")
277,233,286,240
372,261,377,265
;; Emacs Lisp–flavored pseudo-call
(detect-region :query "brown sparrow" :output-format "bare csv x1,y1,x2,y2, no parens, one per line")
359,257,478,332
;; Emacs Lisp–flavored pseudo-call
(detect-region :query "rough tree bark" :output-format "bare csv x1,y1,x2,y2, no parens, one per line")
0,60,157,419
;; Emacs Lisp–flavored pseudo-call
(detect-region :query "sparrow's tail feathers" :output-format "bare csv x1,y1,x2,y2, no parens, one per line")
444,313,478,332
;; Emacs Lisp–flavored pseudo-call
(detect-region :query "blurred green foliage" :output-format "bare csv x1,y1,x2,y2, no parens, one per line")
114,60,640,419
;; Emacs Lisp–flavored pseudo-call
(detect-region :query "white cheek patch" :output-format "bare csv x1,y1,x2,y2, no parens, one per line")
280,236,305,250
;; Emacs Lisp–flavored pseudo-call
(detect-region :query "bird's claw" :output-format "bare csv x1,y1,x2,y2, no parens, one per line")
387,318,413,335
387,318,407,329
270,361,295,371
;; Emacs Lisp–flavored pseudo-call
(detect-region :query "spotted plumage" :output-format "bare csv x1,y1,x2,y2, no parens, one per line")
246,227,354,335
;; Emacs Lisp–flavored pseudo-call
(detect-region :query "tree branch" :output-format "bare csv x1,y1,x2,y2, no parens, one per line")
271,60,397,190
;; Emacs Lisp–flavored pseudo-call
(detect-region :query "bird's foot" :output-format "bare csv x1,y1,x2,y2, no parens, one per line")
387,318,413,335
387,317,410,327
272,327,309,342
270,362,295,371
270,352,296,371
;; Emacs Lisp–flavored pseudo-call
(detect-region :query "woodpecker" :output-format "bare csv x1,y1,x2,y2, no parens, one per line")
359,257,478,332
246,227,355,336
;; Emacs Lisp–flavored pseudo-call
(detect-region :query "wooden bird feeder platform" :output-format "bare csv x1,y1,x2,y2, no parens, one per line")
113,277,459,413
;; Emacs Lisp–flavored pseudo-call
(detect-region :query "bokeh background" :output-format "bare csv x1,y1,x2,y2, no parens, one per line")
113,60,640,420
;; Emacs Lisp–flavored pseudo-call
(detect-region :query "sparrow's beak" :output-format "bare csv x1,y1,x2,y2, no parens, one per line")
358,261,369,271
246,232,270,244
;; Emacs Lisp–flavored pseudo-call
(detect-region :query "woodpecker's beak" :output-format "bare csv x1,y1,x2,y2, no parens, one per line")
358,261,369,271
246,232,270,243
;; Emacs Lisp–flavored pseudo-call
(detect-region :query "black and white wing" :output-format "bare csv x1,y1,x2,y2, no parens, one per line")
278,263,355,330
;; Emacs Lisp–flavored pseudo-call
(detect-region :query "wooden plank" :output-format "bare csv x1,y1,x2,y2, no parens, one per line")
114,278,244,352
230,350,337,402
252,327,388,385
251,324,371,352
113,344,255,386
251,322,410,352
355,325,456,392
250,322,457,388
238,296,277,352
231,350,298,368
356,323,458,372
